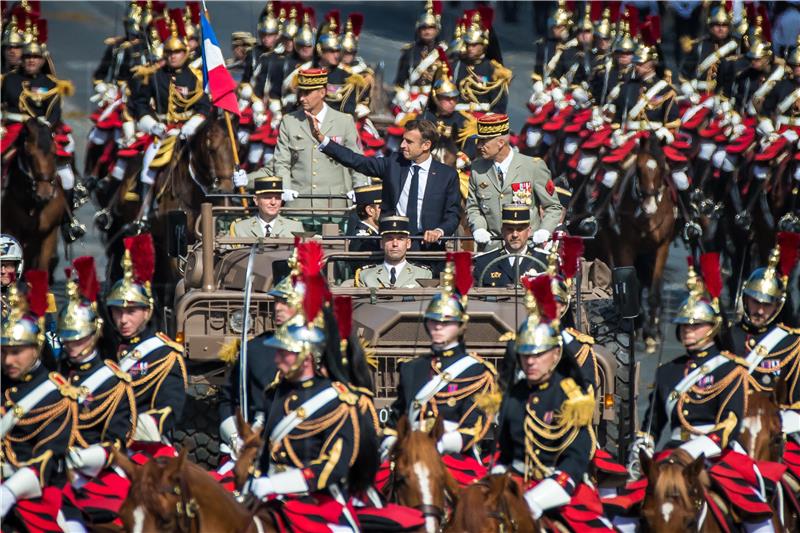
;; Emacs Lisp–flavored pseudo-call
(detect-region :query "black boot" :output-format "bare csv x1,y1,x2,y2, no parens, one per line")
136,182,153,228
578,183,612,236
678,189,702,242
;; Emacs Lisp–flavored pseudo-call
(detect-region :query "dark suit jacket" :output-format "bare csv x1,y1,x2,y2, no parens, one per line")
322,141,462,237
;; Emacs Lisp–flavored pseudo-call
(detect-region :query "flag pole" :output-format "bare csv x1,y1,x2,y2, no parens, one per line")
203,1,248,208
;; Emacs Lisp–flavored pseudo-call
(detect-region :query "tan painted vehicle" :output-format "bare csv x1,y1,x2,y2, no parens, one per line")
168,203,637,467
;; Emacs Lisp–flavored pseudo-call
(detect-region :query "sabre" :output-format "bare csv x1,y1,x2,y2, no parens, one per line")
239,237,263,424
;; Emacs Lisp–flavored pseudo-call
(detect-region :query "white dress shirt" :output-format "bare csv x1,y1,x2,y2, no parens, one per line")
384,260,407,284
396,155,432,222
495,149,514,183
258,215,275,236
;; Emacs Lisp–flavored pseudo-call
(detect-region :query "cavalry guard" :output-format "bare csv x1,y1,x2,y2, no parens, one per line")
2,15,24,75
532,1,573,85
242,1,280,86
315,12,362,117
394,0,445,98
473,204,545,287
451,8,511,114
246,242,374,532
92,2,150,88
626,254,775,532
420,64,476,158
589,20,636,106
493,274,612,530
104,234,187,446
1,273,78,530
217,273,297,464
380,252,497,485
130,20,211,222
56,257,137,529
680,1,739,96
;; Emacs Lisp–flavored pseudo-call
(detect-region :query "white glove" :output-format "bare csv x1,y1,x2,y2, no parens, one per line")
1,484,15,518
626,433,655,478
757,118,775,137
782,129,799,143
550,87,564,103
680,81,696,98
679,435,721,459
655,127,674,144
281,189,299,202
180,115,205,138
232,169,248,188
237,129,250,145
251,99,265,115
379,435,397,462
133,413,162,442
472,228,492,245
436,431,463,455
138,115,163,137
249,476,275,498
346,189,357,202
67,445,108,479
355,103,371,119
253,113,267,128
532,229,551,245
166,128,181,137
150,123,168,138
239,84,253,100
571,87,589,107
523,477,571,519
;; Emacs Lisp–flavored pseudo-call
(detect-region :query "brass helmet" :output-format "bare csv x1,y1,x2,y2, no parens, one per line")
787,35,800,67
294,11,316,48
673,254,723,346
613,20,637,54
258,1,280,35
2,16,25,47
424,252,473,325
462,9,489,46
552,0,573,28
163,17,188,53
264,312,325,366
746,21,772,60
22,19,45,57
432,62,459,100
268,275,295,300
341,13,363,54
280,7,300,40
578,3,593,32
417,0,441,31
124,2,143,35
515,275,562,356
106,234,155,310
317,11,341,53
634,44,659,64
449,14,467,54
707,0,731,26
595,8,613,40
1,271,48,348
57,257,101,343
742,232,799,323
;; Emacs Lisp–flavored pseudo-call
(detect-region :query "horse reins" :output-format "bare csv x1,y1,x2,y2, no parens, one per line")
15,147,57,203
384,460,447,523
475,479,520,533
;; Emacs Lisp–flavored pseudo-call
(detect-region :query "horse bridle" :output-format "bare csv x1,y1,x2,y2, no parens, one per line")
384,459,447,523
475,479,520,533
16,148,57,202
155,468,200,533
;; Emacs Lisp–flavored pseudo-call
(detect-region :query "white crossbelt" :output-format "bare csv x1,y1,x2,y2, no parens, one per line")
270,386,339,444
629,80,668,119
408,49,441,86
408,355,480,426
665,354,730,426
0,378,57,439
744,327,789,373
777,115,800,127
696,40,738,76
670,423,715,441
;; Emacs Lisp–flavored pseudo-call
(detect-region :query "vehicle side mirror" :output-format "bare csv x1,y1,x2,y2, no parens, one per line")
167,210,188,258
612,266,640,319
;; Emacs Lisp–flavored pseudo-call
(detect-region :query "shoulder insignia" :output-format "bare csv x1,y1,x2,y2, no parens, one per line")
156,332,184,353
401,43,413,51
413,263,431,271
104,360,132,383
559,378,594,427
720,351,749,368
469,352,497,375
332,382,358,406
490,60,513,82
104,36,124,46
778,323,800,334
498,331,515,342
49,372,87,400
356,229,369,236
566,327,595,345
397,357,413,364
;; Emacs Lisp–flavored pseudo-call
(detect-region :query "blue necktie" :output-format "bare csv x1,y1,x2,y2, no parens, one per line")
407,165,420,233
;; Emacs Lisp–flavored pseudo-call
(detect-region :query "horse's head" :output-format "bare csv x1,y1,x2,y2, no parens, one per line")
642,449,708,533
448,473,537,533
635,134,667,216
191,112,237,193
17,118,58,205
386,415,458,533
233,409,264,490
740,390,783,462
115,448,197,532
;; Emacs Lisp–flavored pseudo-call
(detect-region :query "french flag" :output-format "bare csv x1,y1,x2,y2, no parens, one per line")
200,8,239,116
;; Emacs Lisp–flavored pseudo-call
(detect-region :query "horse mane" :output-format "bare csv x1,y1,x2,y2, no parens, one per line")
19,119,53,154
642,134,666,171
450,480,491,530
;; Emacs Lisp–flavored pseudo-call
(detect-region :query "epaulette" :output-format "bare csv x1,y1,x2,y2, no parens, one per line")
49,372,86,400
401,43,413,51
397,357,413,364
104,360,132,383
131,63,161,84
778,323,800,334
413,263,431,271
345,72,369,89
469,352,497,375
332,381,359,406
490,60,513,82
156,332,184,353
46,76,75,97
46,292,57,314
721,350,750,368
559,378,594,427
104,36,125,46
218,337,240,364
566,327,594,345
498,331,515,342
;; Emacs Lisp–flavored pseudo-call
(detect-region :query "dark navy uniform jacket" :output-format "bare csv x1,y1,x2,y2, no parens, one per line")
218,333,279,426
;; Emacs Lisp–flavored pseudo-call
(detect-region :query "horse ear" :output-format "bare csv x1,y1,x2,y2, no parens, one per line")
684,454,705,479
397,415,410,441
639,450,653,479
112,449,140,481
236,408,253,441
429,415,445,442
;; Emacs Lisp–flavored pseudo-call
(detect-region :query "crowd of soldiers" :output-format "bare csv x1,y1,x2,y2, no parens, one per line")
2,0,800,531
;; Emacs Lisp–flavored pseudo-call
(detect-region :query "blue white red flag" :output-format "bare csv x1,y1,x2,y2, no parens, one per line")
200,8,239,115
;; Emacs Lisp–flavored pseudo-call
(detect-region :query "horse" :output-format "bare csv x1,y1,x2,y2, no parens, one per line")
113,448,278,533
640,448,723,533
740,390,784,463
384,416,460,533
597,134,675,351
445,473,537,533
1,119,66,276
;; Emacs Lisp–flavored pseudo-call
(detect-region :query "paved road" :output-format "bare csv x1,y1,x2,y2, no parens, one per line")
40,1,692,426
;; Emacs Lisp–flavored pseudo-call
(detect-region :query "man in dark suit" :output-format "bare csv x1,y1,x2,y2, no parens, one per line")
473,204,547,287
307,117,461,248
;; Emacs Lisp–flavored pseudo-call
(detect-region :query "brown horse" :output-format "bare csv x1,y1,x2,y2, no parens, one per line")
445,473,537,533
640,449,722,533
385,416,460,533
598,135,675,350
113,448,278,533
1,119,66,275
740,390,784,463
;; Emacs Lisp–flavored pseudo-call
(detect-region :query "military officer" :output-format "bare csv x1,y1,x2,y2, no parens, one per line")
104,233,187,444
218,275,297,462
269,67,366,208
380,253,497,480
493,275,606,528
420,65,476,158
346,183,382,254
92,3,150,88
532,1,572,84
226,31,256,84
589,21,636,106
1,274,77,529
247,250,369,531
680,2,740,96
56,257,136,529
552,5,596,86
467,114,563,252
355,216,431,288
394,0,444,93
264,8,313,109
0,234,23,300
242,2,280,86
130,25,211,220
229,176,304,239
451,11,511,114
721,27,775,116
474,205,546,287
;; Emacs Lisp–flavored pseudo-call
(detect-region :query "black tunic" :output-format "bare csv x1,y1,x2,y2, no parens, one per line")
1,70,63,124
129,64,211,121
218,333,279,426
